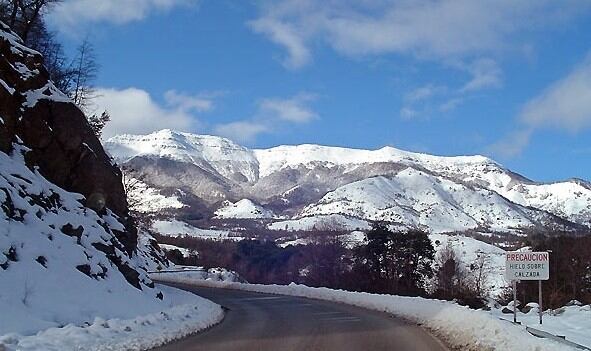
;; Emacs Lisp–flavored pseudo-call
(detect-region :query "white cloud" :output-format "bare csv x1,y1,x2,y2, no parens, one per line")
490,53,591,157
164,90,215,113
438,97,463,112
404,84,446,103
249,18,311,69
250,1,588,69
213,121,269,144
400,107,418,120
488,129,533,158
212,92,319,143
520,55,591,132
93,87,200,139
259,93,318,123
400,59,500,118
459,58,503,92
94,87,317,143
48,0,197,31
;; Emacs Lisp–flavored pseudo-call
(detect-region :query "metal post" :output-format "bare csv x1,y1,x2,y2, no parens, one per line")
513,280,517,323
539,280,543,325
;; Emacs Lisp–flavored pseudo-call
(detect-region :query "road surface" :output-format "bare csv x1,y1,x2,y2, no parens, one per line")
155,283,449,351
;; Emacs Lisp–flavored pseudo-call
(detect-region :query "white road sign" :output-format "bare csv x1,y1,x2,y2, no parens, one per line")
505,252,549,281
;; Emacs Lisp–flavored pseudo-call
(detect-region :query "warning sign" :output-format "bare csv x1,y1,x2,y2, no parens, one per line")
505,252,549,281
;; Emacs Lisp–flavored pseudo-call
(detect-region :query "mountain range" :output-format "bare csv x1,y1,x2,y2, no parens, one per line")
105,129,591,236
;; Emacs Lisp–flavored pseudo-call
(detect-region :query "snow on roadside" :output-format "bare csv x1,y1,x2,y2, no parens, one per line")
493,303,591,349
152,277,579,351
150,267,242,283
0,285,224,351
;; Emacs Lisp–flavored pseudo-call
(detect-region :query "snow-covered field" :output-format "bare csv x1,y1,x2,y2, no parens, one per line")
152,277,586,351
152,219,243,241
267,214,371,231
214,199,275,219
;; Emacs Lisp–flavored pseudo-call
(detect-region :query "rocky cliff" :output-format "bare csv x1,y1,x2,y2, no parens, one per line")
0,21,137,251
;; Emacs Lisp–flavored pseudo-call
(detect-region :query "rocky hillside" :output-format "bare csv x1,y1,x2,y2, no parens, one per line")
105,129,591,235
0,22,170,335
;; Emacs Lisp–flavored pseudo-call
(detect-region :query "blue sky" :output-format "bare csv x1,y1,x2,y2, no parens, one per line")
46,0,591,182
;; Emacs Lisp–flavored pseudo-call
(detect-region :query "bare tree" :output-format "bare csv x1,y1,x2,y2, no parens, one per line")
121,165,146,213
0,0,61,42
469,252,492,298
434,241,466,299
71,38,99,108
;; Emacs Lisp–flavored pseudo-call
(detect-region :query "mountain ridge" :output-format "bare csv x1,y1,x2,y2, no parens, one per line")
104,129,591,234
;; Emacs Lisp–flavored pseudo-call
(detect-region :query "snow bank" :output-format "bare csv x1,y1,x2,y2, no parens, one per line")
0,149,223,350
0,285,223,351
493,303,591,349
150,267,243,283
153,277,579,351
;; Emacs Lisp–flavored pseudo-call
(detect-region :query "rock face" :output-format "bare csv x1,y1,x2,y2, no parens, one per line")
0,22,139,255
0,22,127,219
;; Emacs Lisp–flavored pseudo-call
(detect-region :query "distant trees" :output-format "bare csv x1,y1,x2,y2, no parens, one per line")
300,232,349,288
232,239,302,284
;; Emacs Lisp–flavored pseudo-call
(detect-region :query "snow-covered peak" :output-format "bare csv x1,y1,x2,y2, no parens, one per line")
105,130,259,183
106,129,252,163
107,130,497,180
253,143,497,178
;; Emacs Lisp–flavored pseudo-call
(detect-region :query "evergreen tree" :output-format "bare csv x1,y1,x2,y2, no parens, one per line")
354,223,435,295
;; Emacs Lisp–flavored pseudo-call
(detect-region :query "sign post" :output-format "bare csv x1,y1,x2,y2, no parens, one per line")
538,280,543,325
505,251,550,324
512,279,517,323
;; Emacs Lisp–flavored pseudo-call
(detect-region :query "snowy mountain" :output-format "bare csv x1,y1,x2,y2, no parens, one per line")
104,129,591,235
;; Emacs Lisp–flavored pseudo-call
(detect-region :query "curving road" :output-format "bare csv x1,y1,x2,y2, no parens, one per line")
155,283,449,351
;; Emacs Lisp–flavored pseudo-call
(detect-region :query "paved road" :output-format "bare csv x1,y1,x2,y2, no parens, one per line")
155,283,449,351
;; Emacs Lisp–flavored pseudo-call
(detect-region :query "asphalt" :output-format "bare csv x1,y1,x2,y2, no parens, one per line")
154,283,449,351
